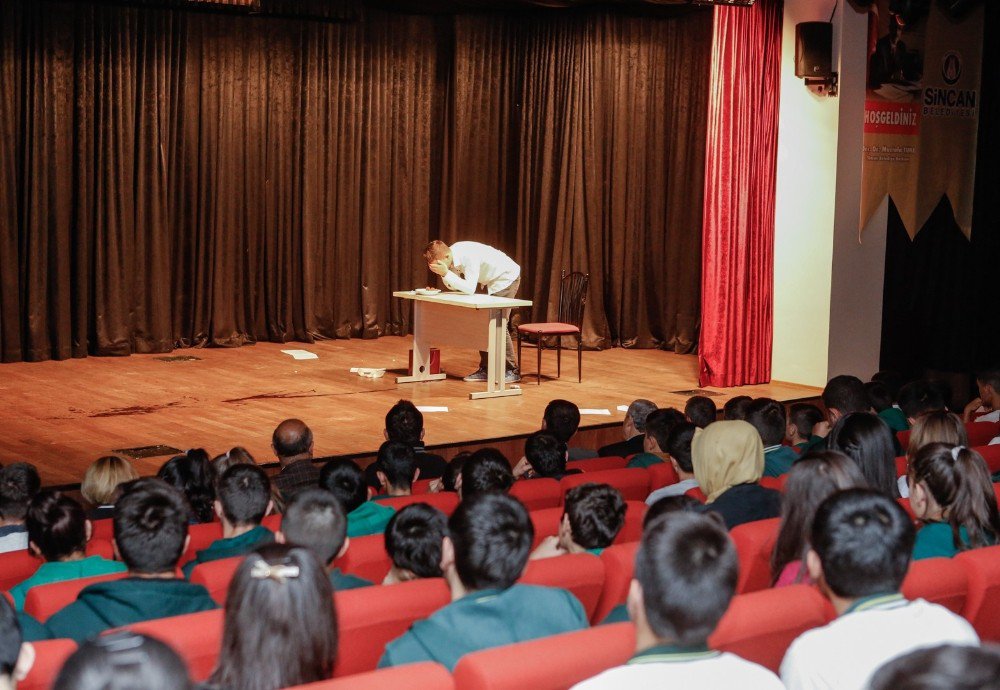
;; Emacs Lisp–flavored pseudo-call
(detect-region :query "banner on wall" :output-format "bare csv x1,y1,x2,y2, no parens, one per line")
861,0,984,239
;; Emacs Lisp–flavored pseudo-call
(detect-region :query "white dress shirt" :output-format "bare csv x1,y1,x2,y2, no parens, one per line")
573,647,783,690
442,241,520,295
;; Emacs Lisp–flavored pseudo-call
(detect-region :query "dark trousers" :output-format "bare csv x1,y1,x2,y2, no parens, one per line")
479,277,520,371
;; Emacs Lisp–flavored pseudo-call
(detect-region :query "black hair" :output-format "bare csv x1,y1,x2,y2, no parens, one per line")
26,491,88,562
461,449,514,498
643,495,702,528
865,381,895,413
626,400,658,433
0,598,21,679
822,375,870,415
272,419,314,459
384,503,448,579
684,396,717,428
113,478,190,574
0,462,41,522
564,484,626,550
665,423,697,474
319,459,367,514
789,403,824,441
281,488,347,565
54,631,192,690
870,371,904,402
636,512,738,645
376,441,417,491
828,413,899,498
443,453,470,493
524,431,567,478
723,396,752,421
869,644,1000,690
385,400,424,445
746,398,787,446
217,464,271,527
449,493,533,591
898,380,947,420
976,368,1000,392
157,450,216,524
643,408,686,453
542,400,582,444
811,489,914,599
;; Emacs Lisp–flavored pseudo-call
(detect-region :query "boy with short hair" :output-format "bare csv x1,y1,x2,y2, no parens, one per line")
866,381,908,433
373,441,419,498
182,464,274,578
383,503,448,584
379,493,588,670
277,488,372,590
0,464,41,554
319,460,395,537
573,512,782,689
746,398,798,477
628,408,685,469
0,599,35,690
780,489,978,690
459,449,514,499
514,431,579,480
364,400,447,489
898,380,947,425
684,396,717,428
800,375,872,453
46,479,217,642
531,483,625,559
964,367,1000,423
723,396,752,421
644,423,699,504
543,399,597,460
786,403,823,450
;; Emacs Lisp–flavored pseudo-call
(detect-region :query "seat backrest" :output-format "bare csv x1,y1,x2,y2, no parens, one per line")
957,544,1000,641
25,571,131,622
560,469,650,502
375,493,459,515
179,522,225,566
510,479,562,511
333,533,392,584
593,542,639,624
117,608,225,681
189,556,244,606
616,502,646,544
529,508,563,549
261,513,282,532
901,557,968,614
452,622,634,690
967,422,1000,447
556,270,589,328
709,584,834,673
566,456,627,473
335,578,451,677
90,517,114,540
647,462,679,491
897,429,912,450
18,638,77,690
895,455,907,478
759,476,783,492
412,478,437,494
729,517,781,594
685,486,707,503
520,553,605,621
978,444,1000,474
287,663,454,690
0,549,40,592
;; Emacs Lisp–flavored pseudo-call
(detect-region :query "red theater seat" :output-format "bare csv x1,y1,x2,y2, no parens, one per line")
510,479,562,510
375,493,459,515
412,479,437,494
896,455,908,478
90,518,114,540
901,557,968,614
117,609,224,681
729,517,780,594
452,623,636,690
685,486,707,503
709,585,834,673
288,663,454,690
647,462,679,491
179,522,225,566
25,571,130,622
967,422,1000,447
978,444,1000,474
520,553,605,621
560,469,650,502
759,476,783,492
262,513,281,531
566,456,627,473
190,557,243,605
19,638,77,690
593,542,639,624
333,534,392,584
529,508,563,549
897,429,911,450
616,502,646,544
958,544,1000,641
0,538,116,592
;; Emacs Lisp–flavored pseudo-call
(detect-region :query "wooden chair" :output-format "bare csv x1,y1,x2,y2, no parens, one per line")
516,271,589,385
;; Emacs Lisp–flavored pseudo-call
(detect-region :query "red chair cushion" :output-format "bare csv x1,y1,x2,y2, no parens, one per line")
333,534,392,584
565,457,627,473
978,445,1000,474
179,522,225,566
287,663,454,690
729,517,781,594
510,479,562,511
374,493,459,515
685,486,708,503
902,557,968,614
647,463,679,490
958,544,1000,641
520,553,605,621
517,323,581,335
90,518,114,540
19,638,77,690
560,469,650,502
967,422,1000,447
117,609,224,681
189,557,243,606
593,542,639,624
25,571,130,622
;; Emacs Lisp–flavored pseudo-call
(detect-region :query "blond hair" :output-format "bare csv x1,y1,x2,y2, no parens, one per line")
81,455,139,506
906,410,968,464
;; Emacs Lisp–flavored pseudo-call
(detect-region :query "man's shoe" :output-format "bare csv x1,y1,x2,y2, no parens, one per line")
505,369,522,383
463,368,488,382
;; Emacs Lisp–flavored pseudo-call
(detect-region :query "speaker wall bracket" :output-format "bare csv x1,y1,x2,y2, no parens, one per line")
804,72,838,97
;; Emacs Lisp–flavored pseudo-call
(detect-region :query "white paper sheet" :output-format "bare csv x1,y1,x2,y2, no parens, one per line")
416,406,449,413
616,405,630,412
281,349,318,360
579,408,612,416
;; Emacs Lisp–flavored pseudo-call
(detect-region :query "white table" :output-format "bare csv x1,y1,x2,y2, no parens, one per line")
393,291,533,400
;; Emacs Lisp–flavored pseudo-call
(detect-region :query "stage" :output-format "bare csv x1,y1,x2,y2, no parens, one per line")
0,338,821,487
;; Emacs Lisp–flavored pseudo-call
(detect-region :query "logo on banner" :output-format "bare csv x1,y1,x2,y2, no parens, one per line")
941,51,961,85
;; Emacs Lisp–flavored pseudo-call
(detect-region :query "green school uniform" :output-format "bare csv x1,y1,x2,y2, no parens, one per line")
378,584,588,671
17,612,51,642
602,603,630,624
878,408,909,433
9,556,127,610
347,501,396,538
586,548,605,557
626,452,666,469
330,568,373,591
763,446,798,478
799,435,828,454
912,522,975,561
181,525,274,578
45,577,218,643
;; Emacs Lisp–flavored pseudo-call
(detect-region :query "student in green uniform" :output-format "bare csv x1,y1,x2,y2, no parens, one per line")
627,408,686,469
379,493,588,670
373,441,419,499
531,483,626,559
9,491,126,610
908,443,1000,560
383,503,447,584
747,398,799,477
319,460,395,538
786,404,824,452
799,375,872,454
277,488,372,590
45,479,217,642
1,598,36,690
182,464,275,578
866,381,909,433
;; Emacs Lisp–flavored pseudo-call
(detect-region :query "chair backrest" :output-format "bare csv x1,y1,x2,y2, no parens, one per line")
90,517,114,540
729,517,781,594
565,456,627,473
18,638,77,690
334,533,392,584
189,556,243,605
560,469,650,502
967,422,1000,447
25,571,131,622
957,544,1000,641
0,537,116,596
288,663,454,690
978,444,1000,474
261,513,281,531
685,486,707,503
647,462,679,491
556,271,589,329
179,522,225,566
528,508,564,549
117,608,225,681
709,584,834,673
759,476,783,492
901,556,968,614
897,429,911,450
895,455,908,478
616,502,646,545
452,622,634,690
412,479,437,494
375,492,459,515
334,578,451,677
593,542,639,624
509,479,562,511
520,553,605,621
529,502,643,550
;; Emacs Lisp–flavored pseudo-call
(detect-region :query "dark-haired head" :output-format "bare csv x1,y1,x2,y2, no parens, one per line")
524,431,567,478
822,375,870,420
113,478,189,574
375,441,417,494
319,460,367,514
384,503,448,580
684,396,717,428
723,396,752,421
54,631,191,690
643,408,685,454
26,491,88,563
864,381,894,413
746,398,787,447
385,400,424,446
446,493,533,591
542,400,581,445
976,368,1000,409
280,488,347,565
157,450,215,524
443,453,470,493
460,449,514,500
272,419,314,463
828,412,899,498
898,380,947,422
869,644,1000,690
563,484,626,551
644,494,702,528
788,403,824,444
216,464,272,528
0,463,41,523
665,423,696,474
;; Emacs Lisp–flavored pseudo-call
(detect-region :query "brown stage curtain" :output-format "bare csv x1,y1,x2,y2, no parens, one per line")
0,1,710,362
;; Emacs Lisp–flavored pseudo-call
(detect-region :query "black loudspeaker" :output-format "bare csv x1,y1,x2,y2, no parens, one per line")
795,22,833,78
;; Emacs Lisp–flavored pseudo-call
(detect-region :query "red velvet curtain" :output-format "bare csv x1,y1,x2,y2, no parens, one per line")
698,0,782,388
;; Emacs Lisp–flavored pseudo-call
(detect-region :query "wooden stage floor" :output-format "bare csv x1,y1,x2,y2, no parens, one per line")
0,337,820,487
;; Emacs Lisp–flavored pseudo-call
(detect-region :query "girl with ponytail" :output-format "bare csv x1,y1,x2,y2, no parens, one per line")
908,442,1000,560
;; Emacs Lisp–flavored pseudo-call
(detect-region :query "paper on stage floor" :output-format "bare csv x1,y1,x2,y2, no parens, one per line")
281,349,318,360
616,405,630,413
579,408,611,416
416,406,449,413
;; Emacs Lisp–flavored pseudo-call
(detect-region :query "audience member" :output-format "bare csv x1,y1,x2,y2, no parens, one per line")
723,395,752,421
692,421,781,529
964,367,1000,423
828,412,899,498
770,451,867,587
54,631,191,690
373,441,418,497
869,644,1000,690
383,503,447,584
514,431,579,480
574,512,782,689
210,447,256,478
531,483,625,559
9,491,126,610
629,408,685,468
80,456,137,520
684,395,717,428
899,380,948,426
319,460,394,538
182,464,274,578
459,449,514,499
779,489,978,690
643,494,702,528
598,399,657,458
441,452,470,493
204,544,336,690
379,493,588,670
277,488,371,590
45,479,217,642
0,598,34,690
644,423,698,504
0,463,40,554
543,399,597,460
271,419,320,501
785,403,823,450
866,380,908,433
364,401,447,489
800,374,871,452
157,449,216,524
746,398,798,477
908,443,1000,560
900,410,969,497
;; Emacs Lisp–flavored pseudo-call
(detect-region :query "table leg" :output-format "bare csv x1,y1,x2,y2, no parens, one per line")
396,300,447,384
470,307,521,400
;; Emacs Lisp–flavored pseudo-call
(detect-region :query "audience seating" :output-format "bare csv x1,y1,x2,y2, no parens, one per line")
375,492,459,515
685,486,707,502
647,462,679,491
709,584,834,673
412,478,437,494
334,533,392,584
179,522,227,566
0,538,115,591
520,553,605,621
527,502,644,550
901,556,968,614
90,517,114,540
759,476,783,492
729,518,780,594
897,496,917,520
18,638,77,690
593,542,638,624
980,444,1000,473
190,557,243,605
560,469,650,502
957,544,1000,641
262,513,282,531
24,571,130,621
565,456,627,473
509,479,562,510
967,422,1000,447
895,455,908,478
451,623,635,690
288,663,454,690
116,608,224,681
616,501,646,544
